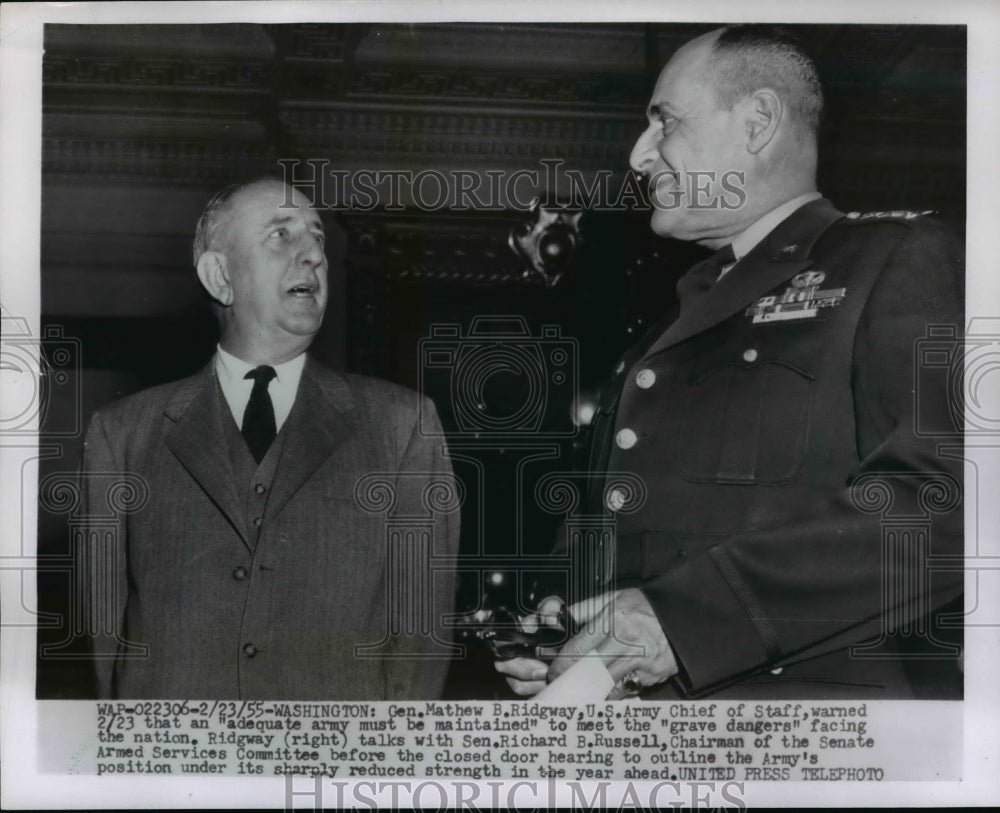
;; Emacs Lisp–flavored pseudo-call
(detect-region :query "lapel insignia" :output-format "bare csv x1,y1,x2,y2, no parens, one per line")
746,269,846,324
780,243,798,254
792,270,825,287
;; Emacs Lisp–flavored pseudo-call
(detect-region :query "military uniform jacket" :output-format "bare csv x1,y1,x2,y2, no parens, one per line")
586,198,964,698
81,357,459,700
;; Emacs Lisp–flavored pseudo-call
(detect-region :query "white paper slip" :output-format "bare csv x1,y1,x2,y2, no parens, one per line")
534,656,616,703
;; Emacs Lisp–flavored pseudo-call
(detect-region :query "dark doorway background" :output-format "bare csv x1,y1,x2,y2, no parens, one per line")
35,22,966,699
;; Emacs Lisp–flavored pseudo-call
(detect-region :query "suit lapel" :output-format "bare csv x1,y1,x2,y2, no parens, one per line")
266,357,355,519
163,362,251,548
644,198,845,358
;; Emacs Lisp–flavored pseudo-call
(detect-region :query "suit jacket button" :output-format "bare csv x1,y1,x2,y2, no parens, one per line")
253,516,263,528
254,483,266,495
232,566,248,581
742,348,759,363
635,369,656,389
243,643,258,657
770,666,783,675
605,487,627,512
615,428,638,449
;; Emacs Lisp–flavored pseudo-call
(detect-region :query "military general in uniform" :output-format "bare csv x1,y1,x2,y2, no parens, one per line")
497,25,963,699
81,179,459,700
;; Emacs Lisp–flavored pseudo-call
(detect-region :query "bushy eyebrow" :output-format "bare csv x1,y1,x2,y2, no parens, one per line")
648,101,680,120
263,214,325,233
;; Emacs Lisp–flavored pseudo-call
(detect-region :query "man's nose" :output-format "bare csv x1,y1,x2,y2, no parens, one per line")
297,232,325,267
629,121,661,175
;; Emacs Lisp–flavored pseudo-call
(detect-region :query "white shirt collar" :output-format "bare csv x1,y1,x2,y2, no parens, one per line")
730,191,823,264
214,345,306,432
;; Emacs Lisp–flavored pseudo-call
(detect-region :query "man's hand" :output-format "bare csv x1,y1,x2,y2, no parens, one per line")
551,588,678,697
492,596,567,696
494,656,550,696
494,590,678,697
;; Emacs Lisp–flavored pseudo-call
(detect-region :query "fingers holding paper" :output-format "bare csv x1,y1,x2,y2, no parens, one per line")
549,588,679,697
492,595,574,695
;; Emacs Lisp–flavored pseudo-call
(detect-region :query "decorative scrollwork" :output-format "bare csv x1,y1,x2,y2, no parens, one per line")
106,475,150,514
40,472,150,517
602,473,647,515
38,473,82,515
422,477,465,515
535,473,582,515
917,473,962,515
850,474,895,515
354,475,398,515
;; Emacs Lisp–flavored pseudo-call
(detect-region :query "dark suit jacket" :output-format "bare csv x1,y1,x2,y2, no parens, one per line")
82,356,459,699
582,199,964,698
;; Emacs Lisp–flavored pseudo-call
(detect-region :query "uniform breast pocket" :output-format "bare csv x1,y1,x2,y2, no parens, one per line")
676,360,813,485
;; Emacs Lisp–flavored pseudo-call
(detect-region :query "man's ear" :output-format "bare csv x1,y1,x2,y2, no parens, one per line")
745,88,782,155
196,251,234,306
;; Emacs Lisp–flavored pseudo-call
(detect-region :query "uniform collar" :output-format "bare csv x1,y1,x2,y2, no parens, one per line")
640,197,844,359
754,196,845,263
731,191,823,263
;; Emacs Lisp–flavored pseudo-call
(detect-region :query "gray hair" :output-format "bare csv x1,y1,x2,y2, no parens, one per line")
191,183,244,266
707,24,823,135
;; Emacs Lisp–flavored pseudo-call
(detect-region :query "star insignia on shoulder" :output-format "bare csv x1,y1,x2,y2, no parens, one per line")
845,209,935,220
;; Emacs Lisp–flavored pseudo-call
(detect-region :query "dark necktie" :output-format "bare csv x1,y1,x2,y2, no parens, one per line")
675,243,736,311
242,365,277,464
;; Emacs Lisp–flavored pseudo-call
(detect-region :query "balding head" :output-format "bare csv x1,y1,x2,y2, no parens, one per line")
704,25,823,141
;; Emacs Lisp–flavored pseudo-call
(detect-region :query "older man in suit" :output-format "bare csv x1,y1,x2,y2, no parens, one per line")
498,24,963,699
82,178,459,699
